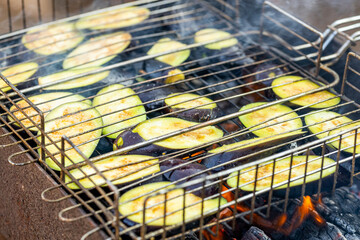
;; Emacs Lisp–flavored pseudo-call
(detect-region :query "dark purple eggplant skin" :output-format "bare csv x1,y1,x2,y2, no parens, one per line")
160,158,218,197
114,130,178,156
166,107,221,122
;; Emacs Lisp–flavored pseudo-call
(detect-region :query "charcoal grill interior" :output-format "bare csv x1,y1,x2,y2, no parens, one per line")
2,0,360,239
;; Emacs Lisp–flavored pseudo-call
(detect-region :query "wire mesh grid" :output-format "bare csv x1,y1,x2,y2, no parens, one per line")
0,0,360,239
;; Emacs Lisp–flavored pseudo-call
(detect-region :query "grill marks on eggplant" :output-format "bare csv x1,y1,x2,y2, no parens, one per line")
118,181,227,226
22,22,84,55
227,155,336,192
76,6,150,30
272,75,341,108
147,38,190,67
63,31,131,69
164,93,219,122
38,67,110,90
39,102,103,171
239,102,303,137
1,62,38,92
92,84,146,139
65,155,159,189
9,92,90,131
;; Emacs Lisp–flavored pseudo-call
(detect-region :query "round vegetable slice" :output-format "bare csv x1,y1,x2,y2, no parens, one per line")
272,75,340,108
76,6,150,30
227,155,336,192
21,22,84,55
118,181,227,226
93,84,146,139
147,38,190,67
238,102,303,137
63,31,131,69
1,62,38,92
329,122,360,154
65,155,159,189
305,111,352,140
164,93,219,122
194,28,238,50
39,102,103,171
9,92,90,131
38,67,110,90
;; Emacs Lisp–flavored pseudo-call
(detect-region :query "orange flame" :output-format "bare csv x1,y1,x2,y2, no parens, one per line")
203,186,326,240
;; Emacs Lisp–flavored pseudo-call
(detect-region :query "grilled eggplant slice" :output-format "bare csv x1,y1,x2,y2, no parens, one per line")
114,117,224,156
38,67,110,90
202,132,305,172
92,84,146,139
9,92,90,131
0,62,38,92
329,122,360,154
39,102,103,171
272,75,341,108
305,111,352,140
76,6,150,30
63,31,131,69
147,38,190,67
22,22,84,55
161,158,217,197
118,181,227,226
164,93,219,122
227,155,336,196
65,155,159,189
239,102,303,137
194,28,238,50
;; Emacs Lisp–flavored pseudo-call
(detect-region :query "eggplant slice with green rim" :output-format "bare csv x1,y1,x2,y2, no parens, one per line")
114,117,224,156
0,62,38,92
92,84,146,139
202,132,305,172
164,93,220,122
38,67,110,90
227,155,336,196
9,92,91,131
76,6,150,30
329,122,360,154
22,22,84,55
305,110,353,140
39,102,103,171
65,155,159,189
118,181,227,226
238,102,303,137
63,31,131,69
271,75,341,108
147,38,190,67
194,28,238,50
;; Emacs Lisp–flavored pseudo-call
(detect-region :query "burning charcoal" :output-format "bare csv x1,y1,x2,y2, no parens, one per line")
241,226,271,240
289,222,346,240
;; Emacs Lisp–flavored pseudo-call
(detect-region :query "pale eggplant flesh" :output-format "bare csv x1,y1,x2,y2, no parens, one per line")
0,62,38,92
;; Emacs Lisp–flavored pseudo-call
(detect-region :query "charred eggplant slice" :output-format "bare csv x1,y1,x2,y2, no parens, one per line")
272,75,340,108
305,111,352,139
329,122,360,154
22,22,84,55
9,92,90,131
63,31,131,69
147,38,190,67
227,155,336,194
65,155,159,189
194,28,238,50
38,67,110,90
114,117,224,156
92,84,146,139
161,158,217,197
164,93,219,122
118,181,227,226
202,132,305,172
239,102,303,137
76,6,150,30
39,102,103,171
0,62,38,92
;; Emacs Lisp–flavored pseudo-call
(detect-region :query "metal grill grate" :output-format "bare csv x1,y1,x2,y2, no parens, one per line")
1,0,360,239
